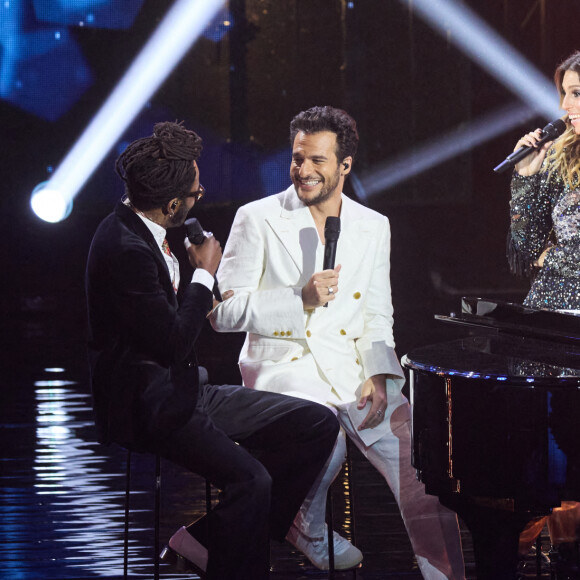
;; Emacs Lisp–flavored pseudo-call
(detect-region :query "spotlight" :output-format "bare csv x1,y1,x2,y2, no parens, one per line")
30,182,73,223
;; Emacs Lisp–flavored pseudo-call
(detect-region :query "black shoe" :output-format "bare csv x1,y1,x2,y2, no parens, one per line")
160,544,206,578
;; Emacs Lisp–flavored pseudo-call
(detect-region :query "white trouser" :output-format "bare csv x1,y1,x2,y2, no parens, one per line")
293,401,466,580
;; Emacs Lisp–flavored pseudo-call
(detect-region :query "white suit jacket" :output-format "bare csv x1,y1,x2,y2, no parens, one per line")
210,186,405,446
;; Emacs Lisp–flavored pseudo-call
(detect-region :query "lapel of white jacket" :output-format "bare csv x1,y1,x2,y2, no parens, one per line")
265,186,319,276
333,195,376,286
264,187,377,281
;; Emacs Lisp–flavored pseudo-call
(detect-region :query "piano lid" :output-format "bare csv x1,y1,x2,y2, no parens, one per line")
435,297,580,345
403,297,580,384
403,333,580,385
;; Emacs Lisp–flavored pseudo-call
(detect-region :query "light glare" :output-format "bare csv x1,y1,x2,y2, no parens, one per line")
30,183,73,223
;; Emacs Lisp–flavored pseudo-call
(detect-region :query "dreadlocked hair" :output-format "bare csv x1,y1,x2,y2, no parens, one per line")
290,106,359,163
546,51,580,189
115,121,203,211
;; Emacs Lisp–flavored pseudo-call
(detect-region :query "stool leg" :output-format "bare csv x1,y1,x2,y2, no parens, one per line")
124,450,132,579
345,440,357,578
154,455,161,580
326,489,335,579
326,442,358,579
205,478,212,512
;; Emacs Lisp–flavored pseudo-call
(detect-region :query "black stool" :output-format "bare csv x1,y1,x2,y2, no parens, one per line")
122,369,212,578
122,451,212,578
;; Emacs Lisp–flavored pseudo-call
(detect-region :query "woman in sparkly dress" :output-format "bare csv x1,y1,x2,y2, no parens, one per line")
509,51,580,313
508,51,580,576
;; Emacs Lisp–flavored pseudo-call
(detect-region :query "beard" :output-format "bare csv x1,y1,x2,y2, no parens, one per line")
168,202,191,227
294,166,341,207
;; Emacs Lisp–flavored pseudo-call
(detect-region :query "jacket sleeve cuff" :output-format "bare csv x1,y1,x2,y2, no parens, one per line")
359,341,404,380
191,268,215,292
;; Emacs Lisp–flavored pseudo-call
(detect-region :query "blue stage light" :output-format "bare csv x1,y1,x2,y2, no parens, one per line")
202,5,233,42
0,2,93,120
33,0,144,30
259,149,292,196
31,0,226,222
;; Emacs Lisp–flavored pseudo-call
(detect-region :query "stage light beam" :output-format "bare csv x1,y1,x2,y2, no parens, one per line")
355,0,564,200
30,0,226,223
357,103,536,199
403,0,561,119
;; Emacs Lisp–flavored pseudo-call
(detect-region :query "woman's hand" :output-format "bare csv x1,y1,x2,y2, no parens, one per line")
533,246,553,268
513,128,553,176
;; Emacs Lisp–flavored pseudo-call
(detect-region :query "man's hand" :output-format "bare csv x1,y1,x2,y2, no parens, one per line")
209,289,233,314
301,265,341,310
185,234,222,276
357,374,388,431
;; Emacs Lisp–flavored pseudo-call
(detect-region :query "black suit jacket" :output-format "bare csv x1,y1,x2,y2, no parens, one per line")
86,202,213,450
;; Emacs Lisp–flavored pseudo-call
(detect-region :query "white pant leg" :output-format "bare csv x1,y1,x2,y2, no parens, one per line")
292,428,347,538
338,403,465,580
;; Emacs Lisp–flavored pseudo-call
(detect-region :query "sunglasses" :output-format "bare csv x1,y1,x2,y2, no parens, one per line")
191,184,205,202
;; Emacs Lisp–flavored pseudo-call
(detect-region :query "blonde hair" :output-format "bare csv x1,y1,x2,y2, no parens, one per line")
546,51,580,188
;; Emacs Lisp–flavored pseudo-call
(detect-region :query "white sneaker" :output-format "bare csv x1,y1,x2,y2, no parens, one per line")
286,523,363,570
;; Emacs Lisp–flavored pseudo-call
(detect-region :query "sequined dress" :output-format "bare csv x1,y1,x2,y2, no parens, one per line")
509,170,580,310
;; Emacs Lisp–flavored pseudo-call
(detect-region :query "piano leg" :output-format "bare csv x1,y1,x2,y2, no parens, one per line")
440,495,533,580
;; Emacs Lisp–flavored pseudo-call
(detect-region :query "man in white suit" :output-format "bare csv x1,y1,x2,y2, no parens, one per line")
210,106,465,578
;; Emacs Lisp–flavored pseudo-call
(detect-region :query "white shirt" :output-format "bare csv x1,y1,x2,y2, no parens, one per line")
128,204,214,293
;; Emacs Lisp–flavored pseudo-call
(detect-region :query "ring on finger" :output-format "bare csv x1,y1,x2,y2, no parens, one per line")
328,286,334,295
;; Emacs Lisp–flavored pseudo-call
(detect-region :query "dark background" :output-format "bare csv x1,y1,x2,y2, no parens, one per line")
2,0,578,385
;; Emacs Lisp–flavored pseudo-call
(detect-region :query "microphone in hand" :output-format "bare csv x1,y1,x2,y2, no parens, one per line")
185,217,207,245
493,118,566,174
184,218,222,301
323,216,341,308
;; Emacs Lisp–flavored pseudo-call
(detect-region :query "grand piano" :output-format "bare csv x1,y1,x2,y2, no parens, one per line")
402,297,580,579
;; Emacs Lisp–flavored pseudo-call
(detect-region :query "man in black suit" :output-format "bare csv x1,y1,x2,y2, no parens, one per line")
85,121,339,580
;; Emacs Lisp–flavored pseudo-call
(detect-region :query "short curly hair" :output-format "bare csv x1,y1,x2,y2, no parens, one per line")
290,106,359,164
115,121,203,211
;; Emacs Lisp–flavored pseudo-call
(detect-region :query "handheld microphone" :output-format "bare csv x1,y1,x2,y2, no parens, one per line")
184,218,222,301
493,118,566,174
184,217,206,245
323,216,341,307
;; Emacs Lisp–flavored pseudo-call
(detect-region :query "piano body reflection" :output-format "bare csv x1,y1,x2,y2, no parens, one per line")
402,298,580,580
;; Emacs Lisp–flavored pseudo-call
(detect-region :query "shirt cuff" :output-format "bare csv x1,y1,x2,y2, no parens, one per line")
192,268,215,292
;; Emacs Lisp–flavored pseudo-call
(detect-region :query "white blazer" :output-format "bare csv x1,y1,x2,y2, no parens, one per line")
210,186,405,446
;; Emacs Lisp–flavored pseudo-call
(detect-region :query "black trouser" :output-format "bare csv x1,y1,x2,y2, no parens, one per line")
153,384,339,580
